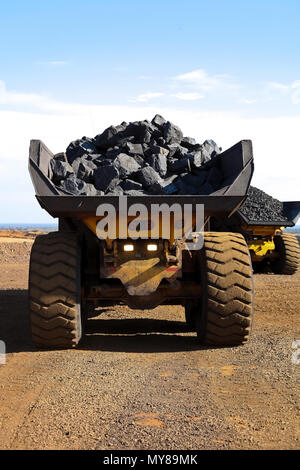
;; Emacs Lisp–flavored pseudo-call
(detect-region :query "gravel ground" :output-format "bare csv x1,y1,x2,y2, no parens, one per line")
0,238,299,450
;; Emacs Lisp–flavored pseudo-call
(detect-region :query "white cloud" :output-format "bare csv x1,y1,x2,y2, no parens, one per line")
266,80,300,104
173,69,233,91
36,60,70,66
238,98,257,105
0,79,75,113
172,92,204,101
137,75,152,80
291,80,300,104
133,92,165,103
267,81,290,93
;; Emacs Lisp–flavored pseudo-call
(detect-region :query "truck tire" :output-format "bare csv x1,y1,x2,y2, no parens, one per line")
196,232,254,346
271,233,300,275
28,232,84,349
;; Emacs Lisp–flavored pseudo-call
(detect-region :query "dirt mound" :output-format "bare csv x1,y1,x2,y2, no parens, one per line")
0,230,41,239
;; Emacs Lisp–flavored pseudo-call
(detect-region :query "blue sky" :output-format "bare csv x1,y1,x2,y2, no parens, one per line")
0,0,299,222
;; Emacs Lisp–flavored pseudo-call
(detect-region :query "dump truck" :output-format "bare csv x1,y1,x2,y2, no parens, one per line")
211,201,300,274
28,139,255,349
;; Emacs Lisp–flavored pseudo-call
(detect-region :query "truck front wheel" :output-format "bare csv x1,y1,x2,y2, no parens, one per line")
28,232,84,349
195,232,254,346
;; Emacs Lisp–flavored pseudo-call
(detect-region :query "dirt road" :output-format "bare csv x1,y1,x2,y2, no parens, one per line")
0,238,299,450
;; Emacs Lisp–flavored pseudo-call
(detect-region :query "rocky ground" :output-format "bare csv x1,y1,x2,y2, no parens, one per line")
0,236,299,450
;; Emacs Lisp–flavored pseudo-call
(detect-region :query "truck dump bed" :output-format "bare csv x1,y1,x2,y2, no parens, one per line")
235,201,300,227
236,211,294,227
29,139,254,219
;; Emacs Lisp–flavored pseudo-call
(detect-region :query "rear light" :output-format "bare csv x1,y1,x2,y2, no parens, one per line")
124,244,134,252
147,244,158,251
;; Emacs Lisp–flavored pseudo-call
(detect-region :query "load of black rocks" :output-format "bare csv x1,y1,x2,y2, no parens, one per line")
239,186,290,223
49,114,224,196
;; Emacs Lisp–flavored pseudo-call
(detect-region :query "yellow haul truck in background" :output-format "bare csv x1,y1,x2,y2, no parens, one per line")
29,139,255,349
211,202,300,274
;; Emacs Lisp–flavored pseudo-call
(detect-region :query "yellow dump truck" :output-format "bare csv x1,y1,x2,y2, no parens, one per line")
211,202,300,274
29,139,255,349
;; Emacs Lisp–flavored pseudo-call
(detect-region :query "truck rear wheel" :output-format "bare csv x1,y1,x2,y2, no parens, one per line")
271,233,300,275
28,232,84,349
196,232,254,346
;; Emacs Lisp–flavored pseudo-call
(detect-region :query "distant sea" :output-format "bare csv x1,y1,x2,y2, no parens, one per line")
0,223,299,235
0,223,58,232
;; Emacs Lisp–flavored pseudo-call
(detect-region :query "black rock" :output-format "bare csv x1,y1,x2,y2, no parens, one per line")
176,145,189,159
181,136,197,149
150,175,178,195
95,125,126,150
81,183,97,196
163,121,184,144
169,156,192,174
93,155,113,166
115,136,136,148
120,179,143,191
124,189,147,196
140,129,151,144
66,138,97,164
135,166,163,188
145,144,169,157
77,162,95,182
125,142,144,155
72,159,97,183
50,159,73,184
200,146,212,164
105,148,124,160
203,139,220,156
53,152,67,162
188,152,202,168
54,115,224,197
124,121,155,142
139,120,157,141
107,185,124,196
147,154,167,177
151,114,167,128
113,153,141,177
94,165,120,192
167,143,181,158
84,158,99,170
157,137,166,146
131,154,145,167
60,174,87,195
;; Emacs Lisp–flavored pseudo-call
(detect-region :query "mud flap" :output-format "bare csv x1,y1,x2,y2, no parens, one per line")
101,258,180,296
